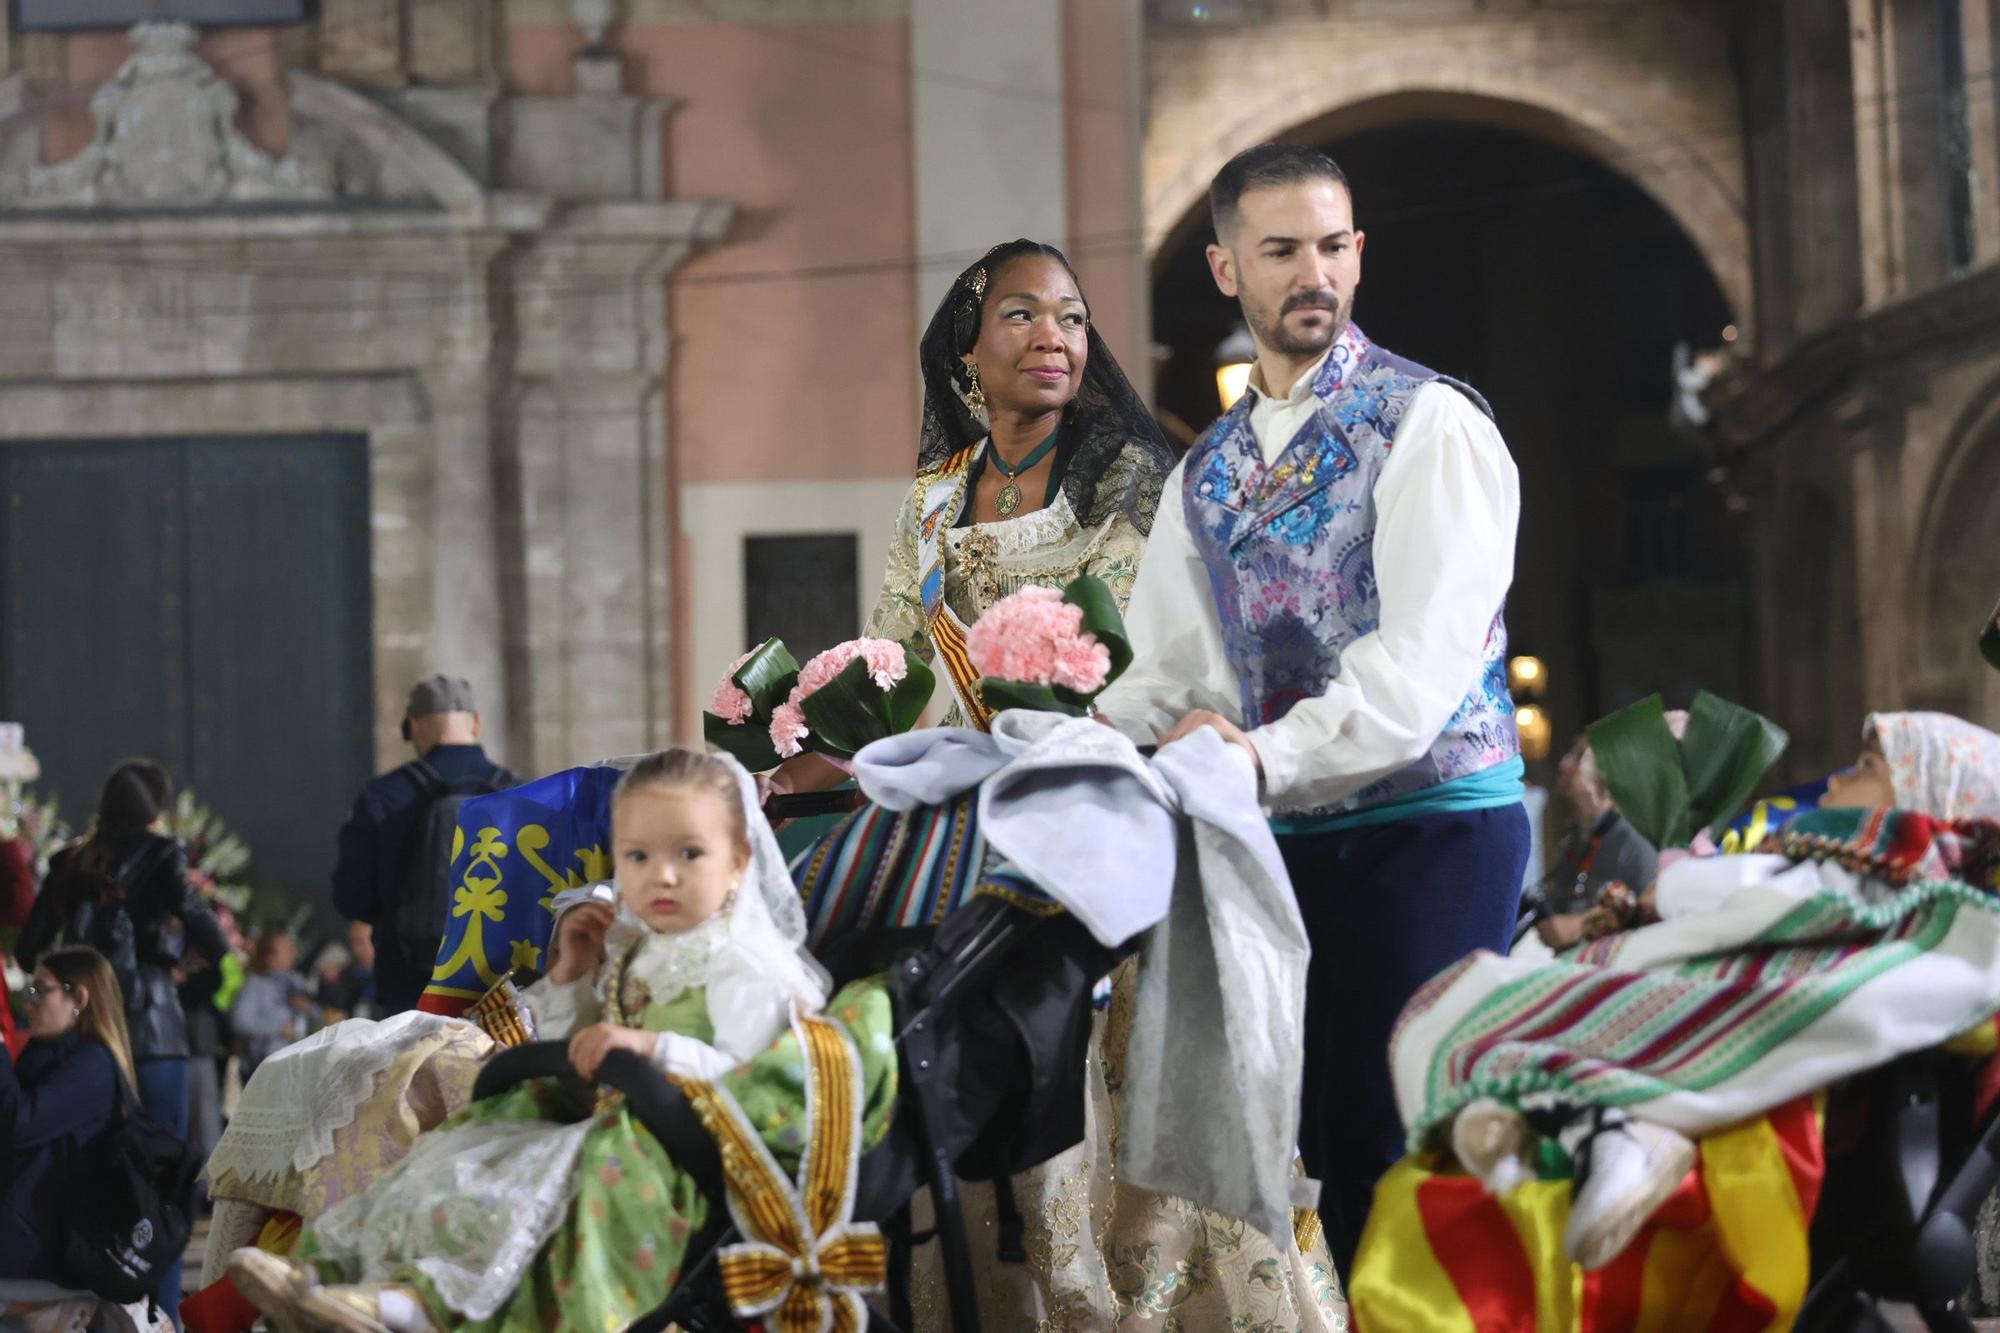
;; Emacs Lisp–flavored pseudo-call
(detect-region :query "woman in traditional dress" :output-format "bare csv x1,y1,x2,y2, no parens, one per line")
768,237,1169,762
776,239,1348,1332
1367,709,2000,1296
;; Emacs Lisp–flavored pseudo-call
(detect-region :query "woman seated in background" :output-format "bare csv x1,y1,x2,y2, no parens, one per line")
1531,729,1665,950
2,947,138,1282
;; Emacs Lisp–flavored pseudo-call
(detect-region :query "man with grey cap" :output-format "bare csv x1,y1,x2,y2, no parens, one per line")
331,675,519,1014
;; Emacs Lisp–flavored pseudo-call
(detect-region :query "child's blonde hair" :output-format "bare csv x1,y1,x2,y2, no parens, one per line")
249,925,294,975
613,749,748,849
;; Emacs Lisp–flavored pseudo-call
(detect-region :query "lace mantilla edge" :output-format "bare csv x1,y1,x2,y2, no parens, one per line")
204,1016,459,1185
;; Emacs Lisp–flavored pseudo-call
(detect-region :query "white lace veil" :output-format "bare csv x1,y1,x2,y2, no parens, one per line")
718,752,831,1010
567,751,830,1012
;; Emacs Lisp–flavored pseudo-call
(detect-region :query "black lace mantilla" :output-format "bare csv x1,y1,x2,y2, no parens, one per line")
917,239,1174,535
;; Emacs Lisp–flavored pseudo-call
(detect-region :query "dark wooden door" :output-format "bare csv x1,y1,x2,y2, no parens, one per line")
1,435,373,924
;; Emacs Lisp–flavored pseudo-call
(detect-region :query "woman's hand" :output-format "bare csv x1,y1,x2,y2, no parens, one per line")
761,753,850,831
549,901,615,985
567,1022,658,1081
1536,912,1587,950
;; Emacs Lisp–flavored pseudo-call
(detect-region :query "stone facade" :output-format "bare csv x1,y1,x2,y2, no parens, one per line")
0,0,1151,785
1708,0,2000,776
1144,0,1751,322
0,14,730,776
1145,0,2000,779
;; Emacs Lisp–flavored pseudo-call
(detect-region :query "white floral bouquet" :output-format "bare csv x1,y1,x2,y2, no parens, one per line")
705,636,935,771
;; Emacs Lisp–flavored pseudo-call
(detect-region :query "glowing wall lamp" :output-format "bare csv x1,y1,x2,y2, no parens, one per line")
1515,704,1553,761
1214,324,1257,412
1508,655,1548,699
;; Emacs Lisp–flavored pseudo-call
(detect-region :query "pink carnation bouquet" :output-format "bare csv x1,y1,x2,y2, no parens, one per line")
966,574,1131,718
703,634,934,770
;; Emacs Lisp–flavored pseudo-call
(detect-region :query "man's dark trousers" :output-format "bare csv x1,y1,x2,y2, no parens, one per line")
1279,802,1530,1284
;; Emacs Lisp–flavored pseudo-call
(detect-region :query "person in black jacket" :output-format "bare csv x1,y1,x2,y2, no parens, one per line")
331,675,518,1014
17,759,228,1125
14,760,227,1317
1,946,138,1282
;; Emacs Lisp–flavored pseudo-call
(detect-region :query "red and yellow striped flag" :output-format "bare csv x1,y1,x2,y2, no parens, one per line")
1350,1096,1824,1332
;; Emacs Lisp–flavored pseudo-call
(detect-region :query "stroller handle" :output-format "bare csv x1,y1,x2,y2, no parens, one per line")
471,1042,723,1187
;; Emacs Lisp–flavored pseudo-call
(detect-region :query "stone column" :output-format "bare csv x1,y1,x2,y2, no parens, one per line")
1063,0,1149,397
1848,0,1898,305
1837,384,1909,710
418,353,516,768
1960,0,2000,268
502,201,728,770
909,0,1067,335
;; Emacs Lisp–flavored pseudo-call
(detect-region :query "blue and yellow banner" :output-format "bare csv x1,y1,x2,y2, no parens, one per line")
417,764,623,1015
1717,777,1827,855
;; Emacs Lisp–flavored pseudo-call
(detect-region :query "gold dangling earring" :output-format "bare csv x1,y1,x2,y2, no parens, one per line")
964,363,987,417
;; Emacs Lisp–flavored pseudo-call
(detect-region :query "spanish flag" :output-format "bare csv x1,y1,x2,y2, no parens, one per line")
1349,1096,1823,1332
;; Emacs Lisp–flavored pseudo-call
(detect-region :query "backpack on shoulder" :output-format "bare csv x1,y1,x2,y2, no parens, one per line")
47,1082,203,1307
391,760,517,987
62,840,174,1006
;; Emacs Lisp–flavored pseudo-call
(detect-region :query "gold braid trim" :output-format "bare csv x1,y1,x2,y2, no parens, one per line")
466,971,536,1048
971,879,1066,918
1292,1206,1325,1257
671,1008,884,1332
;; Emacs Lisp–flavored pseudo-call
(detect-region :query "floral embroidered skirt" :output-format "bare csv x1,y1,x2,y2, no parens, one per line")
297,982,898,1333
910,966,1349,1333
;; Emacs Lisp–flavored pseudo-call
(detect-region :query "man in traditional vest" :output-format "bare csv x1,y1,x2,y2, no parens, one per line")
1101,143,1531,1279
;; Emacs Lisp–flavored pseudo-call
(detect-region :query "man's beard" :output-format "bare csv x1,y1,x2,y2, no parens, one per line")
1249,287,1351,357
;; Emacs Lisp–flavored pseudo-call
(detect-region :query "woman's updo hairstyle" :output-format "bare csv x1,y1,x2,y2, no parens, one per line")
613,749,749,850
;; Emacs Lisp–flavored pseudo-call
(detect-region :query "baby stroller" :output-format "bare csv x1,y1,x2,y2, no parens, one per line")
1797,1046,2000,1331
475,788,1134,1333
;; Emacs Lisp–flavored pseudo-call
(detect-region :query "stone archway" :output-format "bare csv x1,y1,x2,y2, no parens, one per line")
1908,374,2000,727
1143,11,1751,324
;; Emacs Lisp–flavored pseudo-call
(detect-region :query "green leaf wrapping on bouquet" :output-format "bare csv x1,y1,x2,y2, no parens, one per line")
971,574,1132,717
703,711,785,773
797,647,936,760
701,637,801,772
1680,690,1788,839
1982,595,2000,672
1586,696,1692,849
1061,575,1133,687
976,679,1090,718
733,638,802,714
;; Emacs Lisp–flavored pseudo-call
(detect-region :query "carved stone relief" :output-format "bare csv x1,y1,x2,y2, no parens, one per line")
0,17,735,773
11,23,321,207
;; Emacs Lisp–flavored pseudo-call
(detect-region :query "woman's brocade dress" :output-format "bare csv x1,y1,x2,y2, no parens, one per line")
865,443,1350,1332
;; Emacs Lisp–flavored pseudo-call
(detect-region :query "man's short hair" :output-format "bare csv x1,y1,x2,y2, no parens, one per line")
1209,143,1352,243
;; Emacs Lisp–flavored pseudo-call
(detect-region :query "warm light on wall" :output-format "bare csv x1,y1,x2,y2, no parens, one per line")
1213,324,1257,412
1515,704,1553,760
1216,362,1253,411
1507,654,1547,699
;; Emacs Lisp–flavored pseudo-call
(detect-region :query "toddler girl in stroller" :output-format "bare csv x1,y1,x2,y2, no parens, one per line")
226,748,871,1333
